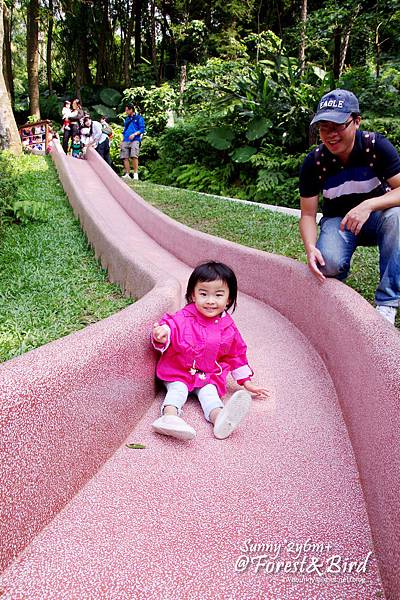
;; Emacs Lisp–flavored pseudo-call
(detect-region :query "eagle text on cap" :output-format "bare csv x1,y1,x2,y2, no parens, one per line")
319,99,344,109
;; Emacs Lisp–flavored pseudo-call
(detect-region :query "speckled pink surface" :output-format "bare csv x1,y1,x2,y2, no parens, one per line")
1,142,399,599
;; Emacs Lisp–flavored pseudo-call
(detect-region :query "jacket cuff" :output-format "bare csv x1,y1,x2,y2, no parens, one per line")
231,364,253,382
237,377,252,386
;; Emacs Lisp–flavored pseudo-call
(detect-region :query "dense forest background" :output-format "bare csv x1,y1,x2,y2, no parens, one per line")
2,0,400,204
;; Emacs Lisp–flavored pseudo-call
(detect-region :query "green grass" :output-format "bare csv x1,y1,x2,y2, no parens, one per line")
0,154,133,363
133,180,383,309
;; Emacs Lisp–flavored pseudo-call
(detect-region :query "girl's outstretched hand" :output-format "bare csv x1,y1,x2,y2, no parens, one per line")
153,322,169,344
243,380,270,399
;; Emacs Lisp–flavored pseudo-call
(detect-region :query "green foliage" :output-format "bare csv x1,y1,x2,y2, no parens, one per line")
250,144,305,206
231,146,257,163
171,163,234,195
39,93,63,121
246,117,272,141
149,117,213,169
170,19,208,62
139,136,161,163
361,117,400,150
109,124,123,168
0,152,49,227
243,30,282,61
92,104,117,119
99,88,122,107
206,126,235,150
339,66,400,117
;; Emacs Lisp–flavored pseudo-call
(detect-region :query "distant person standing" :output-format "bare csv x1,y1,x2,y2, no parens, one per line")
120,103,145,180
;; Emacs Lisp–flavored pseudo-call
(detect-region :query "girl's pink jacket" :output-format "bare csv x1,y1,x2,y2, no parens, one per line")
152,303,253,397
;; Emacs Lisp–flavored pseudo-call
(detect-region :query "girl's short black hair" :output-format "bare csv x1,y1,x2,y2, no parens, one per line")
185,261,238,312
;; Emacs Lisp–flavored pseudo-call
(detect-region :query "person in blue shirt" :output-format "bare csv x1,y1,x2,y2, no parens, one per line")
299,89,400,325
120,103,145,180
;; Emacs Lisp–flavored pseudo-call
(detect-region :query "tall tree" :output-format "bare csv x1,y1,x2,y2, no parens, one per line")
135,0,142,65
149,0,158,82
46,0,54,94
122,0,135,86
26,0,41,118
95,0,112,85
3,1,14,101
299,0,307,76
0,0,21,153
74,2,93,92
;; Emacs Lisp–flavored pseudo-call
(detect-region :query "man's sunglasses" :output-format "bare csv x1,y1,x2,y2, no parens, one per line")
317,118,355,134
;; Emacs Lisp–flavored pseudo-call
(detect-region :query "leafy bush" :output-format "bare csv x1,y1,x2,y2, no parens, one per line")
0,151,49,227
361,117,400,150
170,162,235,195
247,144,304,207
339,66,400,118
109,124,123,168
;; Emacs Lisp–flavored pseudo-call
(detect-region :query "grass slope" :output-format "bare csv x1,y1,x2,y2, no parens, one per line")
0,155,133,363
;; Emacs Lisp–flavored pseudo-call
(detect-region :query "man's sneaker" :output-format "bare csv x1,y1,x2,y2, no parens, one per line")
213,390,251,440
152,415,196,441
133,172,139,180
122,172,131,179
376,305,397,325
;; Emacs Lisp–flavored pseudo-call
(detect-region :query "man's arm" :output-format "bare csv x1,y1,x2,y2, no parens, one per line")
340,173,400,235
299,195,326,282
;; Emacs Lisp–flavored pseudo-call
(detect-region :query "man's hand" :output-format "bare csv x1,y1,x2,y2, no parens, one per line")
306,245,326,282
152,322,169,344
243,380,270,399
129,132,137,141
340,201,371,235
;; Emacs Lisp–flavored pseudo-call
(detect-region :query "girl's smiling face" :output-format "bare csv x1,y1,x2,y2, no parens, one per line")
192,279,230,318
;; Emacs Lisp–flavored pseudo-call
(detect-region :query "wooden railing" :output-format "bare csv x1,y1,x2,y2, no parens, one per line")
18,119,53,153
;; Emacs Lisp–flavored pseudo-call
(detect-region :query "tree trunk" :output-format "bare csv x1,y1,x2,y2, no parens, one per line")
75,4,93,94
179,63,186,111
95,0,111,85
150,0,158,82
333,26,341,80
298,0,307,76
375,21,383,78
339,4,361,78
47,0,54,95
0,1,21,154
338,28,351,77
3,2,14,102
134,0,142,65
27,0,41,119
123,0,135,87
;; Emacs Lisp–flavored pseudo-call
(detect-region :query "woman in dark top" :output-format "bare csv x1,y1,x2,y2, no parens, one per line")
62,98,84,154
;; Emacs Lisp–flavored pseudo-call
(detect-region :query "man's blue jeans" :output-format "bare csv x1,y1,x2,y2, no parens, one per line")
317,208,400,307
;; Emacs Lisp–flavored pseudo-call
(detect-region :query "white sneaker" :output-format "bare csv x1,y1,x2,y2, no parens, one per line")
122,172,131,179
133,172,139,180
213,390,252,440
376,305,397,325
152,415,196,441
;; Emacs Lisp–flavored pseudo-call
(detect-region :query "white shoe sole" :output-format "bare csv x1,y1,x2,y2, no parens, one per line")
152,417,196,441
213,390,251,439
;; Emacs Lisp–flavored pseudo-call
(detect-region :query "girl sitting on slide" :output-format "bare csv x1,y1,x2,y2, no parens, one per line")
151,261,269,441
